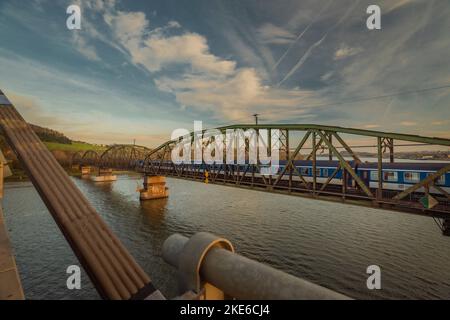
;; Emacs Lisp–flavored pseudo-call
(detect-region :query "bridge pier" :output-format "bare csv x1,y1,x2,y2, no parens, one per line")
139,175,169,200
91,168,117,182
80,165,91,176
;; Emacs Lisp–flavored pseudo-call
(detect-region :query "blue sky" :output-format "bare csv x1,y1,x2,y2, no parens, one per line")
0,0,449,146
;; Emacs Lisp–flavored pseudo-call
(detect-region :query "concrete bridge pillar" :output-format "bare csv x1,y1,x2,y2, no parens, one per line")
91,168,117,182
80,165,91,176
139,175,169,200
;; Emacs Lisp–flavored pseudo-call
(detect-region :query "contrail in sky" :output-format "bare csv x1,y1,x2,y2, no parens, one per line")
271,0,334,72
277,1,360,87
277,35,328,87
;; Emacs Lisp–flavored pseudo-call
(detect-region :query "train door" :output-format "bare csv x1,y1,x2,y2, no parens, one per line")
361,170,370,187
348,164,358,188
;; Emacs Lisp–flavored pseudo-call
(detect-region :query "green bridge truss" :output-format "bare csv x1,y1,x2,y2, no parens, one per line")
74,124,450,236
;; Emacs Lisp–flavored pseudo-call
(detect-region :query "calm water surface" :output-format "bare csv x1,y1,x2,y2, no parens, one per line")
3,175,450,299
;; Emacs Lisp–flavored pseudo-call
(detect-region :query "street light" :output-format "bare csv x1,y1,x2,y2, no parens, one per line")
253,113,259,125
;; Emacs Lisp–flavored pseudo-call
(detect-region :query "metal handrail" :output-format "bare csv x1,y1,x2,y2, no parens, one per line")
163,233,350,300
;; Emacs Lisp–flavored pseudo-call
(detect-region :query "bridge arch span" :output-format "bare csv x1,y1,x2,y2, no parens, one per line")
80,150,100,167
72,144,153,169
100,144,151,169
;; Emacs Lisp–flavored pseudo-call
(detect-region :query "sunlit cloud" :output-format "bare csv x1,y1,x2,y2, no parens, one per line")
400,121,417,127
363,124,381,129
334,44,363,60
256,23,296,45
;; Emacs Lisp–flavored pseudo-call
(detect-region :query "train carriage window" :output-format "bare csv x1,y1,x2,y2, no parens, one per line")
383,171,398,182
404,172,420,183
322,168,328,177
426,172,446,185
370,170,378,181
315,168,321,177
301,167,311,175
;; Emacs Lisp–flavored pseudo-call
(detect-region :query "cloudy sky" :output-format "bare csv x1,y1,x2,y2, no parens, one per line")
0,0,449,146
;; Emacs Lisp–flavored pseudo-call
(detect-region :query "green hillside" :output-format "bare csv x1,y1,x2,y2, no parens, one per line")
44,141,105,153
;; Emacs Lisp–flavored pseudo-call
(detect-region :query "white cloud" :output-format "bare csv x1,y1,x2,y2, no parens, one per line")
334,44,363,60
363,124,380,129
167,20,181,28
400,121,417,126
76,0,116,13
431,120,450,126
105,11,236,75
321,71,333,81
155,69,325,121
384,0,414,13
102,8,326,121
256,23,296,45
68,0,124,61
72,32,100,61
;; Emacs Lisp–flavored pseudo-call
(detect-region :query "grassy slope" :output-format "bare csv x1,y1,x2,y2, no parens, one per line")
44,141,106,153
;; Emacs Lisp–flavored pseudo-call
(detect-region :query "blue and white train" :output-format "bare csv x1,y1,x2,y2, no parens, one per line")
140,160,450,195
273,160,449,194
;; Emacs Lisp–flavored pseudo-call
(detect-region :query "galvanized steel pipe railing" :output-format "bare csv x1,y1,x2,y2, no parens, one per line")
0,90,164,300
162,232,350,300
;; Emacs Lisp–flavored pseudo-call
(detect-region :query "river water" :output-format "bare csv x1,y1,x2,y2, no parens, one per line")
2,175,450,299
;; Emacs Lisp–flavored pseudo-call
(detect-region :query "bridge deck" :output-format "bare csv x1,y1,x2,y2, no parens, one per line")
137,166,450,219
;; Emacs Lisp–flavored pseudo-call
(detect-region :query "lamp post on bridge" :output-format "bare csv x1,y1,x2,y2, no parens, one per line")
253,113,260,125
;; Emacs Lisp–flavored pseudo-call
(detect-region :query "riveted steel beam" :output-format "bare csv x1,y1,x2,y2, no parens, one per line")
220,124,450,146
317,130,374,199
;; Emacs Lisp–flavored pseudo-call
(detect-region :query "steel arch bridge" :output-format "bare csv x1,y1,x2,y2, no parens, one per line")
73,144,151,170
72,124,450,235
